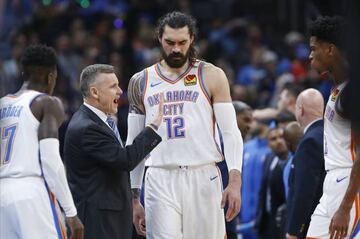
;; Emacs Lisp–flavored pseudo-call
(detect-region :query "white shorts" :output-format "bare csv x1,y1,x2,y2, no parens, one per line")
307,168,360,239
144,164,226,239
0,177,67,239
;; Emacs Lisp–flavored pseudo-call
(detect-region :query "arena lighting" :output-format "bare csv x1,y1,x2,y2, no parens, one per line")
42,0,52,6
113,18,124,29
80,0,90,8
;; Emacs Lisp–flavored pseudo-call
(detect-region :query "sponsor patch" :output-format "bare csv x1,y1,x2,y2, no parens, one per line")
331,89,339,102
184,74,197,86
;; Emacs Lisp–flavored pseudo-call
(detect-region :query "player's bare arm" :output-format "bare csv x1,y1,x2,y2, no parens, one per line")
202,63,243,221
128,71,146,115
32,96,84,239
330,126,360,239
127,71,148,236
35,96,65,139
128,71,146,199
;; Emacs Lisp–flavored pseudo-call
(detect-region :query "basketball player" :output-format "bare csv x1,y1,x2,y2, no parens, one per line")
126,12,243,239
0,45,83,238
306,16,359,239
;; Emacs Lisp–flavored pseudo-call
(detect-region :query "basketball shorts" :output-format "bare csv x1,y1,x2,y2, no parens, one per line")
0,177,67,239
307,168,360,239
144,164,226,239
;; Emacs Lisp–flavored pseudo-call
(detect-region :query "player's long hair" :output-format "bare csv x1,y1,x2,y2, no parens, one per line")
156,11,198,65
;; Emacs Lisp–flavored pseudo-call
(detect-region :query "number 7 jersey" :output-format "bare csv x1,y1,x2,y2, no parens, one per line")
143,60,223,167
0,90,44,178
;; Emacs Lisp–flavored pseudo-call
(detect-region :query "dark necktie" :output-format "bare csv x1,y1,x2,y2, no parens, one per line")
106,116,123,147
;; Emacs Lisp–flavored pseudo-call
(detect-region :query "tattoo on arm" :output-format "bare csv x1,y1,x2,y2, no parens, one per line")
132,188,141,200
128,71,146,114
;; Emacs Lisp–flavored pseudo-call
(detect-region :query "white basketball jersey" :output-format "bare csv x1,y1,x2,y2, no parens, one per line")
324,82,355,170
143,60,223,167
0,90,44,178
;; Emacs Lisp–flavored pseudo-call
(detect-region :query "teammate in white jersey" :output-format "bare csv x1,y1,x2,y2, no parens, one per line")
0,45,83,239
306,16,360,239
127,12,243,239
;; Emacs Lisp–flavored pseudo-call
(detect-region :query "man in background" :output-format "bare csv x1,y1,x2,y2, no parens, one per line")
256,126,288,239
286,89,325,239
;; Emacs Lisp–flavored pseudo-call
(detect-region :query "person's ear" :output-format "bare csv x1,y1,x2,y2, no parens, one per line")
89,86,99,100
47,72,56,94
301,105,305,116
328,43,336,56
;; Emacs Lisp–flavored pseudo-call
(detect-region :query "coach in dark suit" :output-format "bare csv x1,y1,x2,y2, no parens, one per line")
256,127,289,239
286,89,325,239
64,64,162,239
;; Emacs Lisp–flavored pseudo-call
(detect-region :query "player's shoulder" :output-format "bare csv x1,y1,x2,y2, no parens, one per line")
200,61,228,87
31,95,65,121
33,95,63,109
201,61,225,75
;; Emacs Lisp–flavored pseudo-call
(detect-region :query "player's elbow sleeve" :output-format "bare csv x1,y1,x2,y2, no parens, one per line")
39,138,77,217
213,103,243,172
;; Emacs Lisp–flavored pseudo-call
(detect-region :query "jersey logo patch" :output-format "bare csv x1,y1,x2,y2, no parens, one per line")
331,89,339,102
184,74,197,86
336,176,348,183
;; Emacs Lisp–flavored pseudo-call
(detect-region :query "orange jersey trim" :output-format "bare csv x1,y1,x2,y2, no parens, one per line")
351,193,360,235
50,192,67,239
198,61,211,105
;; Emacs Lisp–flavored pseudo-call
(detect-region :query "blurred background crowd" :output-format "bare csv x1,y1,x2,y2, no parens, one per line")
0,0,355,238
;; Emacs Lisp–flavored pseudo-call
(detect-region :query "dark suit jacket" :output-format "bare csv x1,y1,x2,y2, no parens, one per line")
255,153,287,238
64,105,161,239
286,119,325,238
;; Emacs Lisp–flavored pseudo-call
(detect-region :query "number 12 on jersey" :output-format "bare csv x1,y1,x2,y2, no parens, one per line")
1,124,18,166
164,117,185,139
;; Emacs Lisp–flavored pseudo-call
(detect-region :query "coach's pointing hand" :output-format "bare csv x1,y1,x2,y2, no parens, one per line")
149,93,164,130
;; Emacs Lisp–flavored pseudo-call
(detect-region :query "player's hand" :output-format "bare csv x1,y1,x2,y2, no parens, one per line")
151,93,164,129
132,199,146,236
329,206,350,239
65,215,84,239
221,169,241,221
286,234,298,239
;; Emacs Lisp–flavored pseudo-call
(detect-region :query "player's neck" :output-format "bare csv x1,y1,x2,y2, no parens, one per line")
160,59,191,75
331,68,347,86
331,60,348,86
26,81,48,94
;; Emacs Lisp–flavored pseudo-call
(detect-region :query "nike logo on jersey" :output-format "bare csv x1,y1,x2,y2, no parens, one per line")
336,176,348,183
150,82,163,87
210,175,218,181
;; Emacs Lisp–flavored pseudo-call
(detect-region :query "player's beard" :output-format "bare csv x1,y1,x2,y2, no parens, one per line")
161,48,190,68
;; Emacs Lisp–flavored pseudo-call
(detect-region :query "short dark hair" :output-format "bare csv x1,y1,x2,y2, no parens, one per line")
233,101,252,114
283,83,302,99
309,16,346,50
80,64,115,98
21,44,57,79
276,110,296,125
156,11,198,62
